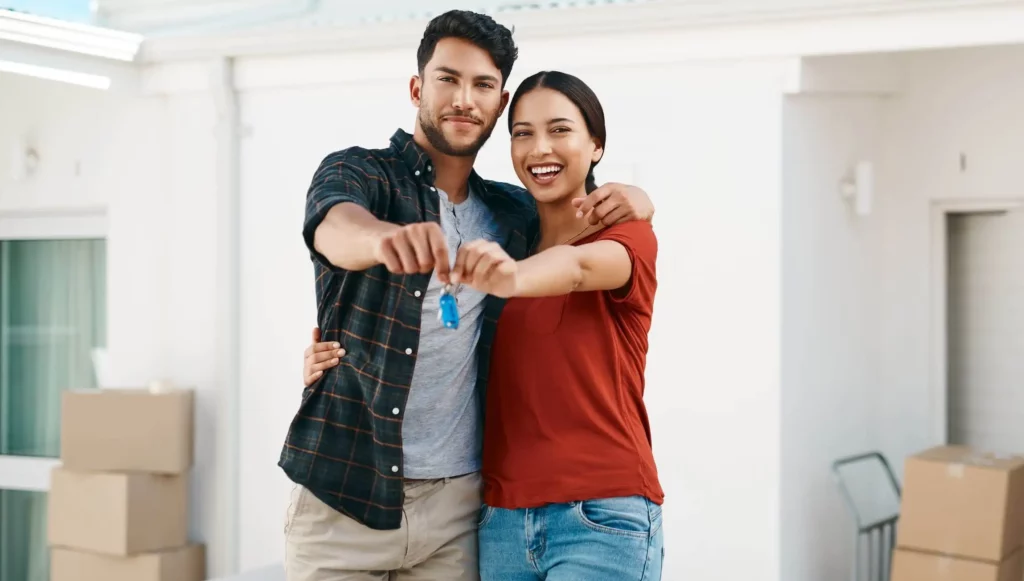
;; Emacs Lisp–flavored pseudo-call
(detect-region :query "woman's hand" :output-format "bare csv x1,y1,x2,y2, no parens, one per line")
303,327,344,386
451,240,518,298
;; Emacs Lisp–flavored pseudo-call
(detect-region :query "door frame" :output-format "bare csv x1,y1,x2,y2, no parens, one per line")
929,198,1024,447
0,207,107,493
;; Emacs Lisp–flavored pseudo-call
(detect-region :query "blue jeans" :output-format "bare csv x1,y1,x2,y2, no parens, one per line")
478,495,664,581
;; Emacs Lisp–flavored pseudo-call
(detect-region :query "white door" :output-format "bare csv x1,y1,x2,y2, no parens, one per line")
0,212,107,581
946,208,1024,452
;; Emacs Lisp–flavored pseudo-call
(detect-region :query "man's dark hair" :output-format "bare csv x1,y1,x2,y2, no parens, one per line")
417,10,518,87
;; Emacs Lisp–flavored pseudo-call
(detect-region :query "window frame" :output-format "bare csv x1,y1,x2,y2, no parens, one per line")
0,207,107,492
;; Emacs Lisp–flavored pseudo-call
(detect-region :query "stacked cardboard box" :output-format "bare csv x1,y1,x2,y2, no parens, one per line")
48,387,206,581
892,445,1024,581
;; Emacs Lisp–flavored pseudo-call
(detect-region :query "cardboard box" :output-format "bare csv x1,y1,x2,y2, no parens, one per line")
51,544,205,581
892,547,1023,581
60,388,194,474
897,446,1024,561
48,467,188,555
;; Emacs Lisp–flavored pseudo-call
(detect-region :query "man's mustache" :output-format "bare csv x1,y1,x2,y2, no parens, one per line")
440,113,483,124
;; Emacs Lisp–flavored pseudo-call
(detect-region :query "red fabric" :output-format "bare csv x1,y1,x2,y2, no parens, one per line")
481,221,664,509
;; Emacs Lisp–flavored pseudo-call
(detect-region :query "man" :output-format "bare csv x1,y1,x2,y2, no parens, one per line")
280,9,655,581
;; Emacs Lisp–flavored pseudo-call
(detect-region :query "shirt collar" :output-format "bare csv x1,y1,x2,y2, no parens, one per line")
390,128,438,183
390,127,496,192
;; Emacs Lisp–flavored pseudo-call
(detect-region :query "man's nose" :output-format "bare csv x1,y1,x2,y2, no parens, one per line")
452,86,475,111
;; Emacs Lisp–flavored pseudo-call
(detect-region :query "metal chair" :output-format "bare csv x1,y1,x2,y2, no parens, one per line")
832,451,902,581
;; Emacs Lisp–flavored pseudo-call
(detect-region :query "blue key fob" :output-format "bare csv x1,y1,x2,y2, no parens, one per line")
439,284,460,329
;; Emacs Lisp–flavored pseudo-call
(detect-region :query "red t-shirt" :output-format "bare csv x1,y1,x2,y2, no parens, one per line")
481,220,664,509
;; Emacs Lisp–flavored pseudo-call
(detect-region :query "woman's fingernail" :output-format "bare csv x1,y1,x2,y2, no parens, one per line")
337,349,345,357
333,342,341,348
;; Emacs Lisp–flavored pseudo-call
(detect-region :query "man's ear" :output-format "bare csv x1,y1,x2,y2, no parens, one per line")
410,76,422,107
498,89,510,116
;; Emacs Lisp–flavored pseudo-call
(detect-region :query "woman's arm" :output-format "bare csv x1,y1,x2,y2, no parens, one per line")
450,238,632,298
510,241,631,297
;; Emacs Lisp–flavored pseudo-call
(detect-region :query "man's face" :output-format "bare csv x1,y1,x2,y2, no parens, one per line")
411,37,509,157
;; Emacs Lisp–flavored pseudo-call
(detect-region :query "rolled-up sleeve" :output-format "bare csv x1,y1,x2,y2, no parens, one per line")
302,150,378,268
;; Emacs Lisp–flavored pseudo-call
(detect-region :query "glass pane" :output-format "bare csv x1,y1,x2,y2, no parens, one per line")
2,0,94,23
0,489,49,581
0,239,106,457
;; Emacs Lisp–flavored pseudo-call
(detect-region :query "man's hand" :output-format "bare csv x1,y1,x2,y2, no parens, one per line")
572,183,655,226
374,222,451,282
303,327,343,386
451,240,518,298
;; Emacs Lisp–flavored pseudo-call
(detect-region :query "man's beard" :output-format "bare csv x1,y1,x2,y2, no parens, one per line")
418,107,495,157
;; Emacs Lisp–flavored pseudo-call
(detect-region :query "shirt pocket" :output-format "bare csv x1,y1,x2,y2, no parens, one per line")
519,295,569,335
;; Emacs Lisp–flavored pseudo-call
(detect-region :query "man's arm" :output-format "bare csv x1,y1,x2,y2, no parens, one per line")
304,153,450,278
313,203,399,271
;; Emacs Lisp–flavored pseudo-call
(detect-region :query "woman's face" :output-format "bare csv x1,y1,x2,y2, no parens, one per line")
510,87,602,204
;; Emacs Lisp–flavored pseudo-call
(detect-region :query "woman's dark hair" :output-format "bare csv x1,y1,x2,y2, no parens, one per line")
507,71,606,193
417,10,518,88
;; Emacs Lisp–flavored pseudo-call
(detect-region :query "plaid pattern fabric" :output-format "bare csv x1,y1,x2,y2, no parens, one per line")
279,129,536,530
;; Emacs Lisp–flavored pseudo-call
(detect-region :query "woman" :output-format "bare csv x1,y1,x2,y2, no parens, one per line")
303,71,664,580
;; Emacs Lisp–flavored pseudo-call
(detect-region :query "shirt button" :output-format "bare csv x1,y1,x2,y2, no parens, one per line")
392,407,400,415
415,170,420,176
405,348,413,355
430,187,436,192
414,290,421,297
427,165,432,171
391,466,399,473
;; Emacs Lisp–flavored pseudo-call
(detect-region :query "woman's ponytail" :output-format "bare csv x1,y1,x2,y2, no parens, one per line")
585,164,598,194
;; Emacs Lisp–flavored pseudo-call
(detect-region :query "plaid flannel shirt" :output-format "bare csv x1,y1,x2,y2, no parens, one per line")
279,128,536,530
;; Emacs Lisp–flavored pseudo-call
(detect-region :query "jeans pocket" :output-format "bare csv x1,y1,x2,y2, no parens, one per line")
575,496,652,538
477,503,494,528
649,500,663,535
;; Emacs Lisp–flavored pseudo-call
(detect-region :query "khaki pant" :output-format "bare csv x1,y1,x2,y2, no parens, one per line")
284,472,482,581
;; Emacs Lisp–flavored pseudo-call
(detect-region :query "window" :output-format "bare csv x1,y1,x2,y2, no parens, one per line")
2,0,94,23
0,237,106,581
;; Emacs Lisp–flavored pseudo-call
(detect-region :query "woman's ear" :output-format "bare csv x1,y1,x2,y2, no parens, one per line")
592,139,604,164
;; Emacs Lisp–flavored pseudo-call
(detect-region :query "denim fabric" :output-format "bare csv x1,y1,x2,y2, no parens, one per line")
478,496,664,581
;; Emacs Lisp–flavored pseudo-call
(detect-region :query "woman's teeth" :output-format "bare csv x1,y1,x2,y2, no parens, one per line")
530,165,563,177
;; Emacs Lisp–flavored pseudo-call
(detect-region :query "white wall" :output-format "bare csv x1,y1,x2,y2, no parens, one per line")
781,92,888,581
235,41,790,580
779,44,1024,581
0,70,235,578
875,44,1024,460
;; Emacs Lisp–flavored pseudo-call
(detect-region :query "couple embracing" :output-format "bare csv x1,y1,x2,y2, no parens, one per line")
281,9,664,581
